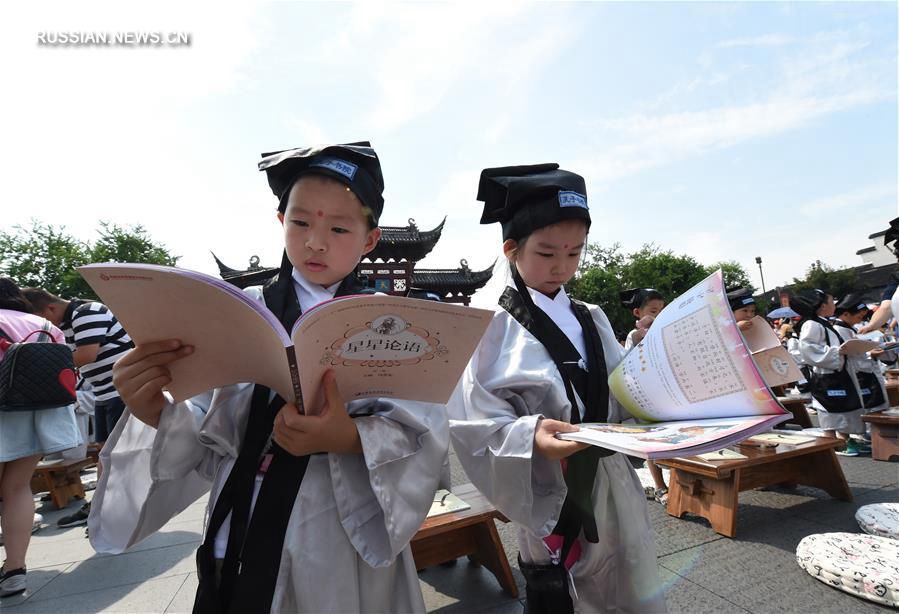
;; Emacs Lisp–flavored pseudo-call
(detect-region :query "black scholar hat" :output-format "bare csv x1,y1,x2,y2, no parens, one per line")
259,141,384,223
477,163,590,241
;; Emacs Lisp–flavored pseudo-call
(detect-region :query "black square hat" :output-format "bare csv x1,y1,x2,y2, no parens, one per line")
726,287,756,311
259,141,384,223
477,163,590,241
835,292,869,315
620,288,663,309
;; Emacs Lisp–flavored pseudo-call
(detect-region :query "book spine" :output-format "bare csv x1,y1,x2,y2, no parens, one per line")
285,346,306,414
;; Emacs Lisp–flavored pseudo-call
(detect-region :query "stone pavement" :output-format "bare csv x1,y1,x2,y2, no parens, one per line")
2,450,897,613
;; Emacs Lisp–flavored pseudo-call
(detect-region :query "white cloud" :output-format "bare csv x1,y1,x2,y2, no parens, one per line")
717,33,795,48
798,183,898,217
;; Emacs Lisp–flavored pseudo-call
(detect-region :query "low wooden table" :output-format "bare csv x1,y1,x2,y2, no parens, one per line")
30,457,95,510
863,410,899,461
777,396,813,428
412,482,518,598
656,436,852,537
887,382,899,406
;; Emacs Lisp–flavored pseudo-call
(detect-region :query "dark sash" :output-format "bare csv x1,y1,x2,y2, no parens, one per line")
193,255,369,613
498,271,612,564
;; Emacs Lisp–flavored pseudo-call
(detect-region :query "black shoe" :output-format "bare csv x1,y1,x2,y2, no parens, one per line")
0,566,26,598
57,502,90,528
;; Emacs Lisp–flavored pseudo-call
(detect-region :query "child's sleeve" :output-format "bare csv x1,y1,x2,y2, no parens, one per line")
89,383,254,553
799,321,844,371
326,396,449,567
447,313,570,538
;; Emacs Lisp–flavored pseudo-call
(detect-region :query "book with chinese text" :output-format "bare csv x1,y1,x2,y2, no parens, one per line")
558,271,794,459
79,263,493,412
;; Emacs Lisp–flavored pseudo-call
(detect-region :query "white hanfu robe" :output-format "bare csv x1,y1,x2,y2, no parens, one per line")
448,286,666,613
832,322,892,413
799,319,866,433
88,278,449,613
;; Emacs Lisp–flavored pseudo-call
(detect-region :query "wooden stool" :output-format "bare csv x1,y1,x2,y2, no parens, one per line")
777,396,813,428
30,458,95,510
863,410,899,461
86,442,103,463
412,482,518,597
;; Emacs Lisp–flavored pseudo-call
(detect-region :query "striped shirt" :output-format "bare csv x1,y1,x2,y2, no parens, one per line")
61,301,133,402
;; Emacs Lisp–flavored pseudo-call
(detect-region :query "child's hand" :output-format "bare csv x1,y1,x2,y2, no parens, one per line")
737,320,754,331
272,370,362,456
533,418,588,460
636,315,655,330
112,339,194,428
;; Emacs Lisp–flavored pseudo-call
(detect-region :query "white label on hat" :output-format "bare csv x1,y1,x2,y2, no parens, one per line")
310,157,358,180
558,190,588,209
742,297,755,305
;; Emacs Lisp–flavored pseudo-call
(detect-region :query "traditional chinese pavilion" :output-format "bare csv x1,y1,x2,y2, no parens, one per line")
213,218,493,306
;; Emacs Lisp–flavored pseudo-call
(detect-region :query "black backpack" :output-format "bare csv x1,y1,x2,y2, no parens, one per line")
0,321,77,411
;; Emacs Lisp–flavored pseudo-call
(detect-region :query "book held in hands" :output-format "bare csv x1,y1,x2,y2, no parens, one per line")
79,263,493,411
558,270,796,459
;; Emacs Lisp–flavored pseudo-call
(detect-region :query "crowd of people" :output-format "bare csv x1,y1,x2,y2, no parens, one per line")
1,141,896,613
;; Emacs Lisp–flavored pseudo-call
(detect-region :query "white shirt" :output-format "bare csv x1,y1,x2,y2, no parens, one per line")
292,268,341,313
526,285,588,364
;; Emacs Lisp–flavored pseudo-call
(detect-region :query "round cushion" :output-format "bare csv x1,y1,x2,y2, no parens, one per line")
796,532,899,607
857,503,899,540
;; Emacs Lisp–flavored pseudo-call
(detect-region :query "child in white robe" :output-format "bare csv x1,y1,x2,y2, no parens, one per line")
449,164,665,613
794,289,869,456
88,143,448,613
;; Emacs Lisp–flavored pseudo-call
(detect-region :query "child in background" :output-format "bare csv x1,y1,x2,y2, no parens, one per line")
793,289,867,456
89,143,449,613
620,288,669,504
726,287,757,332
621,288,664,351
449,163,665,613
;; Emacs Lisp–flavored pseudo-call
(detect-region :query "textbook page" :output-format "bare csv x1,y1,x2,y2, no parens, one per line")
80,263,293,403
559,414,788,459
609,271,787,423
292,295,493,410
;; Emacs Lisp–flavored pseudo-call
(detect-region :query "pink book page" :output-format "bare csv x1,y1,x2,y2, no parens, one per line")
79,264,294,402
291,295,493,411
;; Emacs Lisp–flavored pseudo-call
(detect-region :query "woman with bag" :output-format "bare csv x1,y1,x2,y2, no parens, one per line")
0,278,79,598
792,289,867,457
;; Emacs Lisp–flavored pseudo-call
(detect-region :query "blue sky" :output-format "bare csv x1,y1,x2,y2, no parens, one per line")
2,1,896,302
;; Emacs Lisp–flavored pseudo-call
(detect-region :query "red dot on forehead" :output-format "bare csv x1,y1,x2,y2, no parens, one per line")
564,244,569,249
316,210,324,217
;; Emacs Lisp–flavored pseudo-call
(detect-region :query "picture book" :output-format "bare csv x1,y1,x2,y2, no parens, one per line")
558,270,793,459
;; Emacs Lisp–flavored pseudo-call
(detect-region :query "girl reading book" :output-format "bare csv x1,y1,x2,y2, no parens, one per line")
88,143,449,613
448,164,665,613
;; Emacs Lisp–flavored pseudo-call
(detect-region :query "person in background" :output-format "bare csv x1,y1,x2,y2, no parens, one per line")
620,288,669,505
22,289,134,528
0,279,80,597
726,287,757,332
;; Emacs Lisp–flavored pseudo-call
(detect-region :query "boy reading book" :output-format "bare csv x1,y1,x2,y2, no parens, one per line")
88,143,449,613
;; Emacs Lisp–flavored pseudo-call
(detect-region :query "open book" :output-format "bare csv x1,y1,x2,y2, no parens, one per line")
558,270,793,459
79,263,493,412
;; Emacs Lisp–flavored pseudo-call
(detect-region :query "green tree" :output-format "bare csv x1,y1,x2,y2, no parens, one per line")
791,260,857,299
706,260,754,292
0,220,179,299
0,221,90,298
568,243,711,335
89,222,179,267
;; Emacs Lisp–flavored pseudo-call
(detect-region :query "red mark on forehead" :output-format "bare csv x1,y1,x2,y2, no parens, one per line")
564,244,569,249
316,210,324,217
